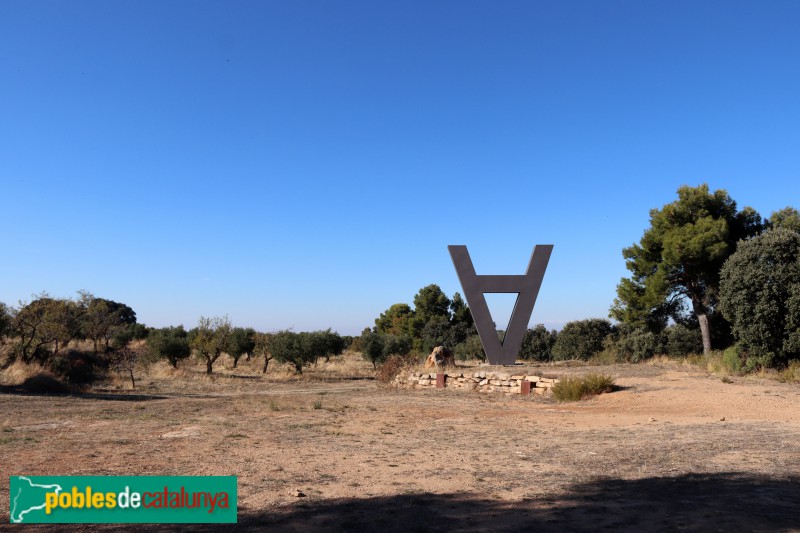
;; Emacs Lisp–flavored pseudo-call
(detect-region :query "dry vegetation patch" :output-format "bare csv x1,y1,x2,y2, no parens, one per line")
1,354,799,531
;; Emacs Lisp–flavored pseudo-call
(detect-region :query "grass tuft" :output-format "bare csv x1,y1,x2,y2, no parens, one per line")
552,373,615,402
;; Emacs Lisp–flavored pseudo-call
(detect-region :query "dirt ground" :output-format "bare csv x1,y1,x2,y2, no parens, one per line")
1,355,799,532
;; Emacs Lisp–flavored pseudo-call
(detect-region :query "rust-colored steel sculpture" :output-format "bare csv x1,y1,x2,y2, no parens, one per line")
448,245,553,366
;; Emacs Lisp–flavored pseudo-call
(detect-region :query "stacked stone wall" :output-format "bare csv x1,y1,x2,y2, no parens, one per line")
391,369,559,396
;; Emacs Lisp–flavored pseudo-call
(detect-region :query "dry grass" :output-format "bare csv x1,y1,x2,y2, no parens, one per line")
552,373,616,402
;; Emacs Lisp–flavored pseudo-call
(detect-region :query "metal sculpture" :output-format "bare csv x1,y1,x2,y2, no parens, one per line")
448,245,553,365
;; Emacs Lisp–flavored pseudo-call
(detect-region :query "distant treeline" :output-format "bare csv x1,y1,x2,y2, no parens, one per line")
0,293,353,383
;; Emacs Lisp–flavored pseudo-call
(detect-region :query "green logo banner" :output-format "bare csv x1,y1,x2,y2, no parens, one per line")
9,476,237,524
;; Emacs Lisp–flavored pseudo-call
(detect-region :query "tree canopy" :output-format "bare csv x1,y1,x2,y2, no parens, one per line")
610,184,763,353
719,228,800,365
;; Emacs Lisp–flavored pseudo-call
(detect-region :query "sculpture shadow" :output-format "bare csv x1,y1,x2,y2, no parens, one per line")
83,472,799,532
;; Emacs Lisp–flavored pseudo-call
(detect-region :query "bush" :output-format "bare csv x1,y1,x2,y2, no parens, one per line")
722,344,776,374
519,325,557,361
552,373,615,402
453,334,485,361
552,319,615,361
21,373,70,394
720,228,800,366
776,361,800,383
662,324,703,357
376,354,414,384
50,350,104,385
607,327,658,363
361,331,412,368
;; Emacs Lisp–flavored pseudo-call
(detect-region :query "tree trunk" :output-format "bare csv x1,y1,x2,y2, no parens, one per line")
129,368,136,389
93,339,98,355
691,299,713,355
232,357,238,368
206,359,213,374
262,357,269,373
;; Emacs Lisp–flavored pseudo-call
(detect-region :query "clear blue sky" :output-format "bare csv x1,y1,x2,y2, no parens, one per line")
2,1,799,335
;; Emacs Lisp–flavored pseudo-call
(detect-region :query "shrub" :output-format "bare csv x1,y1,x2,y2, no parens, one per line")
552,319,615,361
610,327,658,363
50,350,104,385
552,373,615,402
376,354,414,384
519,325,557,361
453,334,485,361
361,331,412,368
719,228,800,366
722,344,776,374
21,373,70,394
776,361,800,383
662,324,703,357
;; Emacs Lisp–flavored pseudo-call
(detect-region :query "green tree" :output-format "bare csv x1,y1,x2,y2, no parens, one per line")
360,330,385,368
719,228,800,366
191,316,232,374
37,297,81,356
78,291,137,353
453,334,485,361
413,284,451,324
382,334,412,359
661,324,703,357
0,302,11,344
610,184,763,353
360,330,411,368
317,329,345,362
769,207,800,233
552,319,615,361
519,324,558,361
146,326,191,368
269,330,315,374
420,316,472,353
253,332,274,373
226,327,257,368
450,292,473,327
11,295,81,363
375,303,416,337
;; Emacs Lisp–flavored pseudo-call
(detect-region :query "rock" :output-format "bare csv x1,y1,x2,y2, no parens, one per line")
291,490,306,498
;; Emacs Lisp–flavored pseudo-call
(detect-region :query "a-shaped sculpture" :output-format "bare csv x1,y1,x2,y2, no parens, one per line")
449,245,553,365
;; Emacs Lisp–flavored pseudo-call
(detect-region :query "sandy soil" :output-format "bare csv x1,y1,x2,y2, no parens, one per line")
1,357,799,532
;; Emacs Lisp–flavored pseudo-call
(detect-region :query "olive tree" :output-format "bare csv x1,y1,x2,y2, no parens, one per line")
226,327,256,368
253,332,274,373
269,330,315,374
191,316,232,374
147,326,191,368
